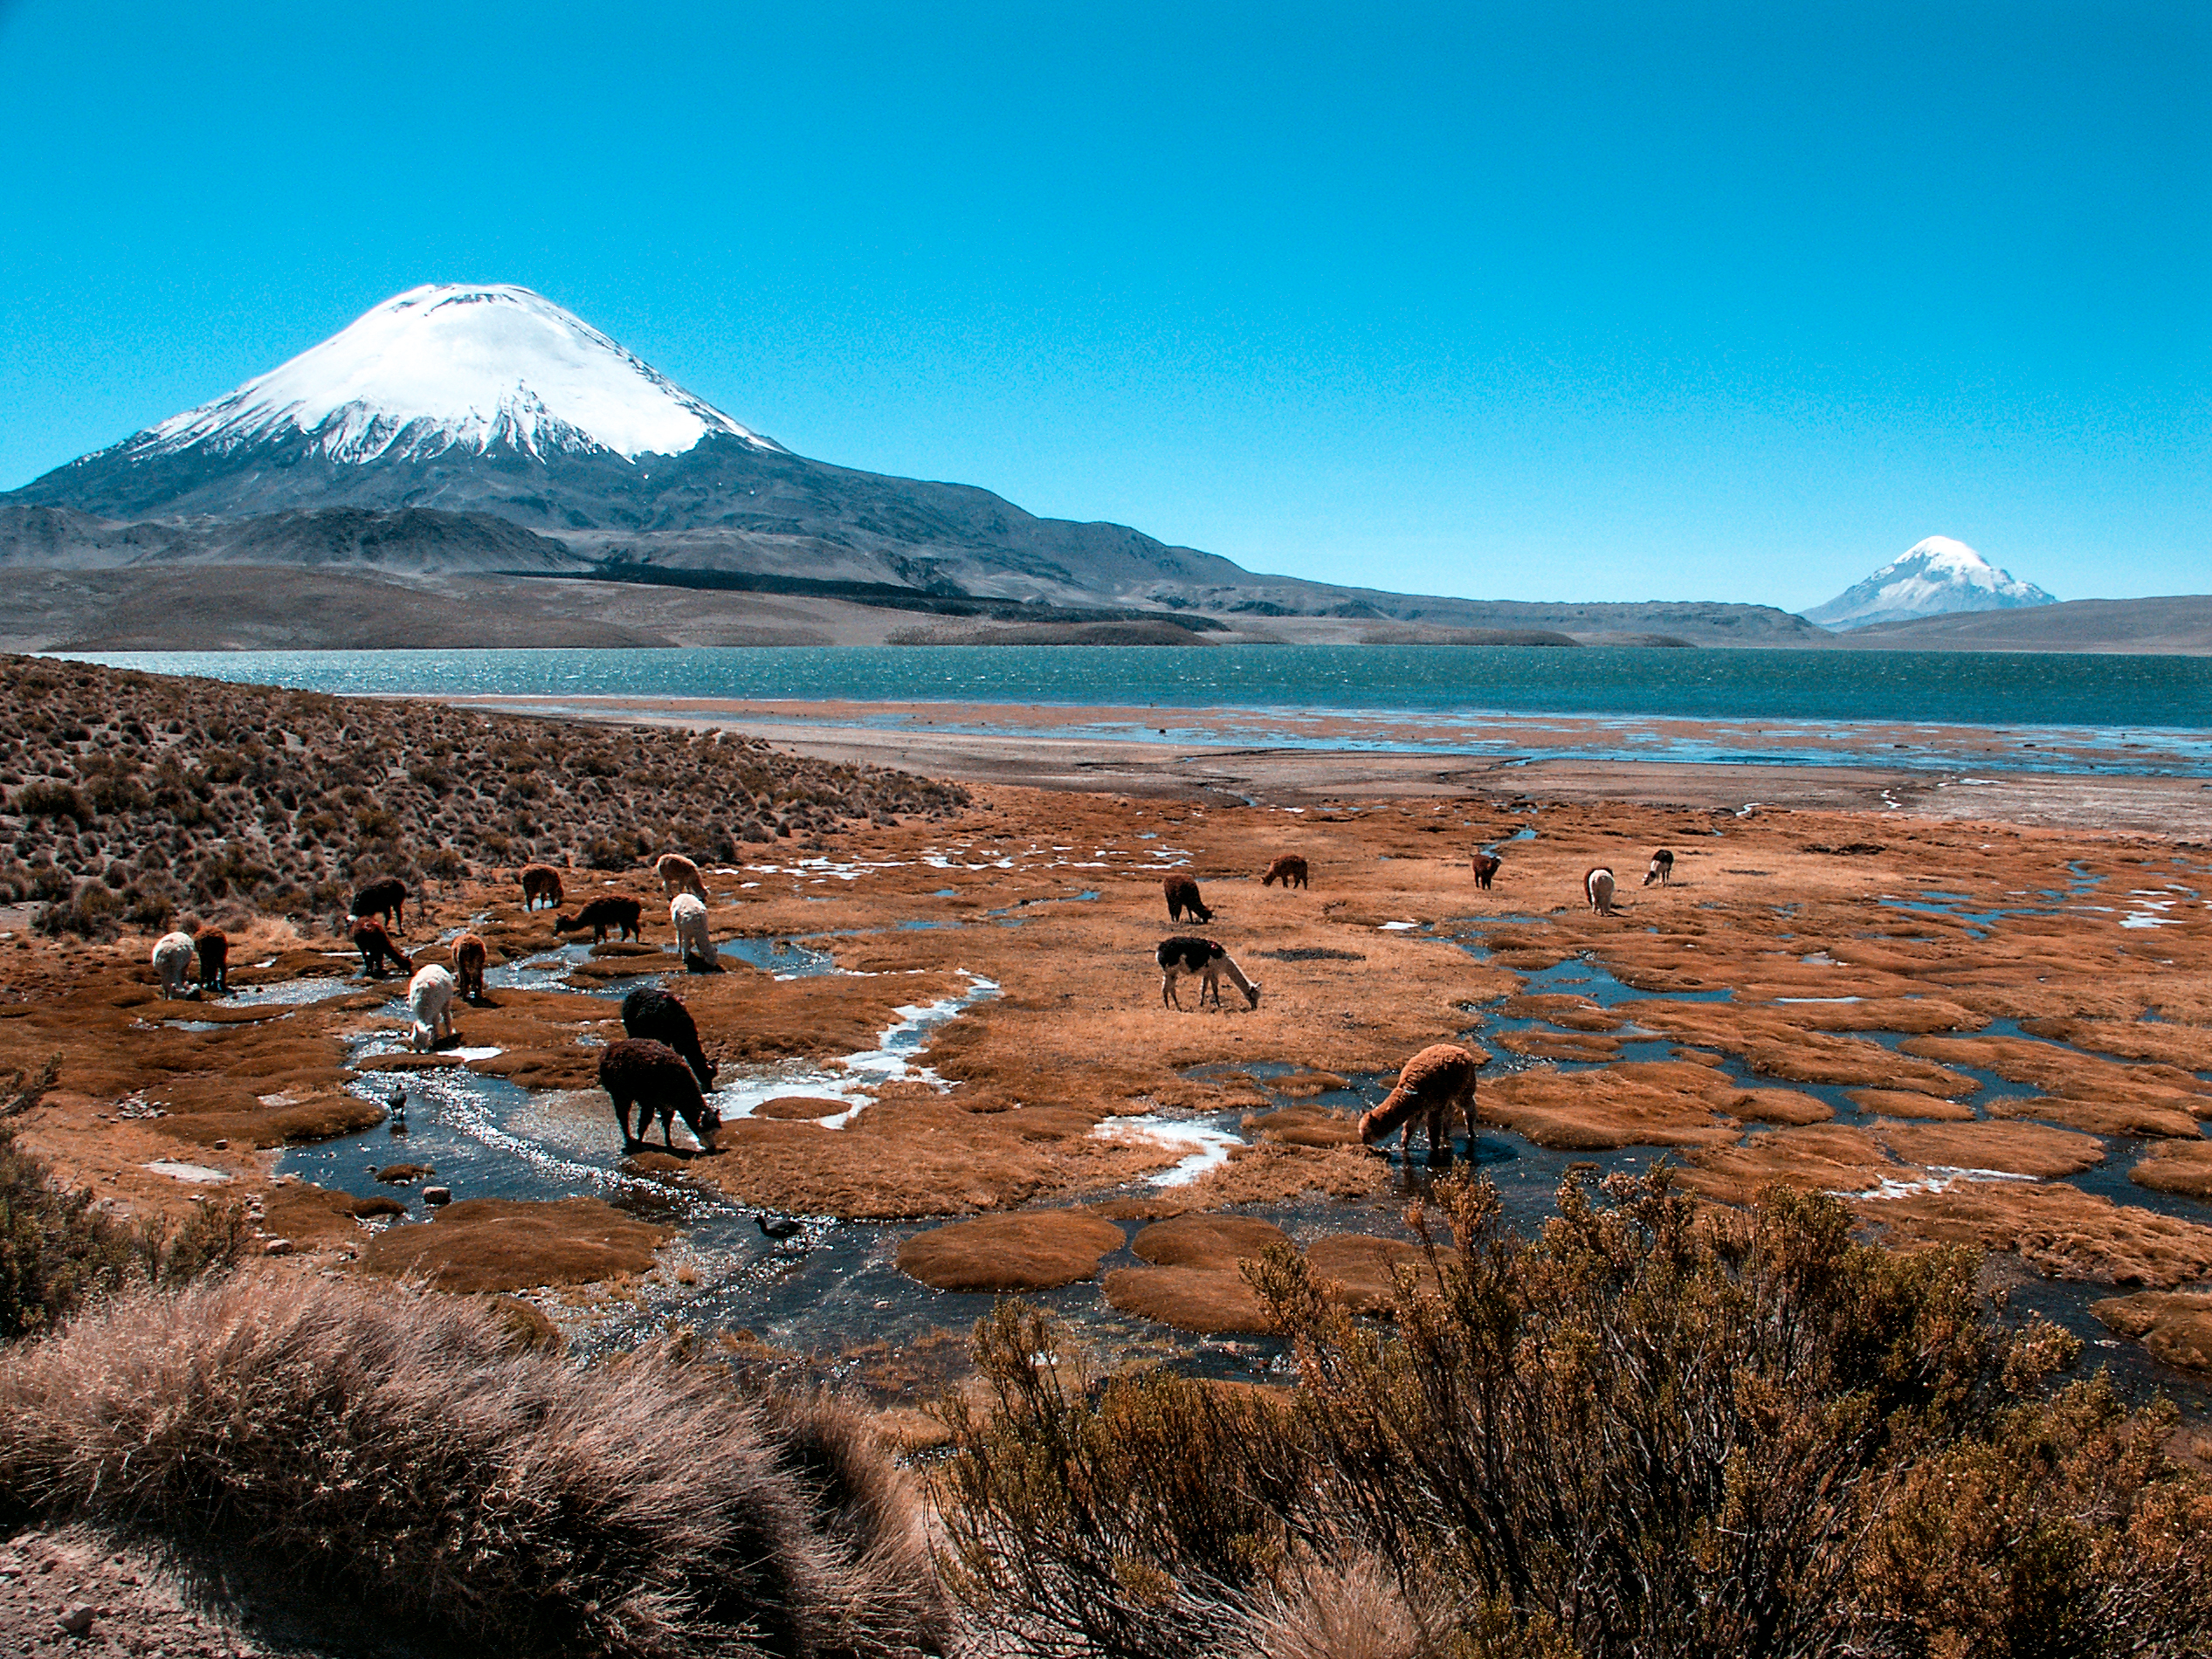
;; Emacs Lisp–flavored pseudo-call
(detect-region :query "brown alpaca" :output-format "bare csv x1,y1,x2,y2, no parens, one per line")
192,926,228,995
520,864,565,911
1470,852,1501,890
451,932,488,1002
1261,854,1309,889
554,896,645,944
656,852,708,901
1162,874,1212,924
351,918,411,978
1358,1043,1479,1167
1585,866,1616,915
350,877,409,933
1643,849,1675,887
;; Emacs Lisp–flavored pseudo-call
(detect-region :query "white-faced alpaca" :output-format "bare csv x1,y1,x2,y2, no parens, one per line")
1358,1042,1479,1167
1156,935,1261,1010
406,964,458,1053
151,931,196,1000
1585,866,1616,915
1643,849,1675,886
657,852,708,902
1470,852,1501,891
1261,854,1309,889
670,892,724,973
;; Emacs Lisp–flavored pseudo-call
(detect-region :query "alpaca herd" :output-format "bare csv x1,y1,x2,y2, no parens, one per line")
138,827,1683,1169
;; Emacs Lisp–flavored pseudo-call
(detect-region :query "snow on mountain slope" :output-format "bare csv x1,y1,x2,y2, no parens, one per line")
1806,537,2057,630
141,285,781,464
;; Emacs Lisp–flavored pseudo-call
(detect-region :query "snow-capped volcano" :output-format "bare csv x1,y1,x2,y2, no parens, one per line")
142,284,780,465
1806,537,2057,630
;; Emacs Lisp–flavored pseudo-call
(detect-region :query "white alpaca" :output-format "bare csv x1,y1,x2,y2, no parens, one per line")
1585,866,1617,915
657,852,708,902
671,892,722,972
151,931,196,999
407,964,458,1052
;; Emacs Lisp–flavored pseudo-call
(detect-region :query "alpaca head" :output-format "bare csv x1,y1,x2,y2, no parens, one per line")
1240,979,1262,1010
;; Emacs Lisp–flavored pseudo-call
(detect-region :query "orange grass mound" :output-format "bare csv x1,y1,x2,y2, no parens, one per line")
1901,1034,2212,1116
1680,1126,1914,1206
754,1095,853,1120
357,1196,669,1292
896,1211,1127,1292
2130,1139,2212,1201
1103,1211,1296,1335
1984,1095,2202,1139
1859,1184,2212,1290
1243,1105,1364,1148
1847,1088,1976,1122
1481,1062,1747,1151
1871,1120,2106,1179
1305,1234,1426,1315
2091,1291,2212,1376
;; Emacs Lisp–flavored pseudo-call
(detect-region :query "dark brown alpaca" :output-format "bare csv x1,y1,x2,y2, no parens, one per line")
1261,854,1309,889
352,917,411,978
555,896,644,944
599,1038,721,1153
1470,852,1501,890
451,932,488,1002
1156,935,1261,1010
1643,849,1675,886
350,877,409,933
192,926,228,995
1358,1043,1479,1167
520,863,565,911
1162,874,1212,924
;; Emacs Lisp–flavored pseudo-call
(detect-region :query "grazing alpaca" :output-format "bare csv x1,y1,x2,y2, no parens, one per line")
1162,874,1213,924
1585,866,1616,915
451,932,488,1002
1470,852,1501,891
352,917,411,978
351,877,409,934
621,985,718,1090
599,1037,721,1153
406,964,458,1053
1261,854,1309,889
656,852,708,902
671,892,724,973
151,931,196,999
519,864,565,911
1644,849,1675,887
1358,1043,1479,1167
1156,935,1262,1011
553,896,644,944
193,926,229,995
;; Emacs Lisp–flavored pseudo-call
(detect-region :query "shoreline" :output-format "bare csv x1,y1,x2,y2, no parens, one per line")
453,694,2212,837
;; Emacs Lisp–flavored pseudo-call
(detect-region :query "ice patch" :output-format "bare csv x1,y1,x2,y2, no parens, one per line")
144,1160,230,1184
713,974,999,1130
1091,1115,1243,1186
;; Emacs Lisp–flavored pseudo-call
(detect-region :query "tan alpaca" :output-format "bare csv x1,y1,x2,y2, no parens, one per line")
1358,1043,1478,1166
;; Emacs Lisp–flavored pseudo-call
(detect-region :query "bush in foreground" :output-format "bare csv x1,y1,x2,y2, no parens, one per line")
0,1275,950,1659
941,1170,2212,1659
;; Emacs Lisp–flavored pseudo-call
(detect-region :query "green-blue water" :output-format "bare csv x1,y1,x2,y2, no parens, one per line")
60,645,2212,774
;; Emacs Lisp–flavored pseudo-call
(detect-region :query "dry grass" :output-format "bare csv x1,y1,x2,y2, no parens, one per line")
0,653,967,935
0,1273,949,1659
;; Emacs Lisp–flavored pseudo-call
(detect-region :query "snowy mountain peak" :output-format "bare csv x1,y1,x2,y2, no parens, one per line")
138,284,780,465
1806,537,2057,630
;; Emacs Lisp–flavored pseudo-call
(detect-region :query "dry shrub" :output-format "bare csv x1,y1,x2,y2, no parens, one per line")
0,1125,245,1339
941,1171,2212,1659
0,1274,949,1659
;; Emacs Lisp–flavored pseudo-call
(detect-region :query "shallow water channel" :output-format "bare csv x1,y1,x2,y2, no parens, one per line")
267,883,2212,1413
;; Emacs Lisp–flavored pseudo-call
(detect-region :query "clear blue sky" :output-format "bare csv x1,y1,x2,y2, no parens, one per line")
1,1,2203,609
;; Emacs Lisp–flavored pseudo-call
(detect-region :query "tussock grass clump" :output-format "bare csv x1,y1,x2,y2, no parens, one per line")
0,1274,949,1659
0,1122,245,1339
941,1170,2212,1659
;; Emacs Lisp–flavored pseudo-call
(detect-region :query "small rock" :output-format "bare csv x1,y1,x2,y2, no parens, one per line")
211,1138,228,1150
262,1237,293,1256
423,1186,452,1207
56,1603,94,1636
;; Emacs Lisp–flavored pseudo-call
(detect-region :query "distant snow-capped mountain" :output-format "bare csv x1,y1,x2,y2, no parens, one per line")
141,283,782,465
1807,537,2056,630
